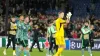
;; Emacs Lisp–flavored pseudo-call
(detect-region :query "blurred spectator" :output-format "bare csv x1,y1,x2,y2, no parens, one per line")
0,0,100,39
71,30,78,39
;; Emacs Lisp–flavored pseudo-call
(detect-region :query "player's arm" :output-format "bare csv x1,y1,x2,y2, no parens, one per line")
59,19,66,24
81,26,91,34
80,34,82,39
80,31,83,39
60,14,70,24
29,21,33,30
55,20,60,32
21,23,27,31
28,25,32,32
65,12,71,24
17,21,21,29
46,32,49,39
51,25,56,34
46,28,50,39
51,26,56,38
66,12,72,20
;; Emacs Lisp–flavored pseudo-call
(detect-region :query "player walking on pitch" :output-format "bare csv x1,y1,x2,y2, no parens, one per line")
3,17,17,56
20,16,31,56
81,21,93,56
54,11,72,56
46,20,57,56
30,25,43,52
16,15,24,56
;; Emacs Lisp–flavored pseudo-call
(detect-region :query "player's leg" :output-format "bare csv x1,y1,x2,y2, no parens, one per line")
6,35,12,49
36,39,43,52
81,39,85,56
46,38,50,56
54,37,65,56
49,40,54,55
23,40,30,56
46,48,50,56
24,47,30,56
3,35,11,55
12,35,16,56
49,42,52,54
51,38,55,54
30,39,36,52
55,45,58,52
87,40,92,56
54,46,64,56
82,49,84,56
16,38,22,56
88,47,92,56
55,45,65,56
54,38,58,52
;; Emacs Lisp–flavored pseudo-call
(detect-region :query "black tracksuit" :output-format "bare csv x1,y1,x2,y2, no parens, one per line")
6,22,16,50
30,28,42,52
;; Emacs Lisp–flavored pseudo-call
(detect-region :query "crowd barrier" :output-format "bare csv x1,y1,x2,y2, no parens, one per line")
0,36,100,51
66,38,100,51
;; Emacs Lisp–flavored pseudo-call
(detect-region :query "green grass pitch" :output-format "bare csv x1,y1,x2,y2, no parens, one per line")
0,47,99,56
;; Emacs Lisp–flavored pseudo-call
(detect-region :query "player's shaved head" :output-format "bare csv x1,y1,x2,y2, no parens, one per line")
24,15,29,23
58,11,64,19
19,15,24,21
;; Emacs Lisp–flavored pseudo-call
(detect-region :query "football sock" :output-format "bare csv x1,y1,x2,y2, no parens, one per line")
24,48,30,56
82,49,84,56
16,45,21,56
88,47,92,56
46,48,50,56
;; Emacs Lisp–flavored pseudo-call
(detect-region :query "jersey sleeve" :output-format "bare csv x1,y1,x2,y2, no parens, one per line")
47,27,50,35
55,20,60,32
21,23,26,30
59,19,66,24
51,25,56,33
17,21,21,29
56,19,66,32
28,25,32,31
81,26,91,34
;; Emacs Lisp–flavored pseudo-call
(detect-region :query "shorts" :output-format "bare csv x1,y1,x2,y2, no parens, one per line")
82,39,90,48
90,39,94,47
55,36,65,45
48,37,55,43
8,34,16,42
16,38,21,45
20,40,28,47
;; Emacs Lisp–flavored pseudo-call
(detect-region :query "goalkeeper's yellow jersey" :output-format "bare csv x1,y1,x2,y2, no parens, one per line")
55,18,66,37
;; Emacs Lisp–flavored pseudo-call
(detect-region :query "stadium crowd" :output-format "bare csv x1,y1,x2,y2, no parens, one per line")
0,0,100,56
0,13,100,39
0,0,100,39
